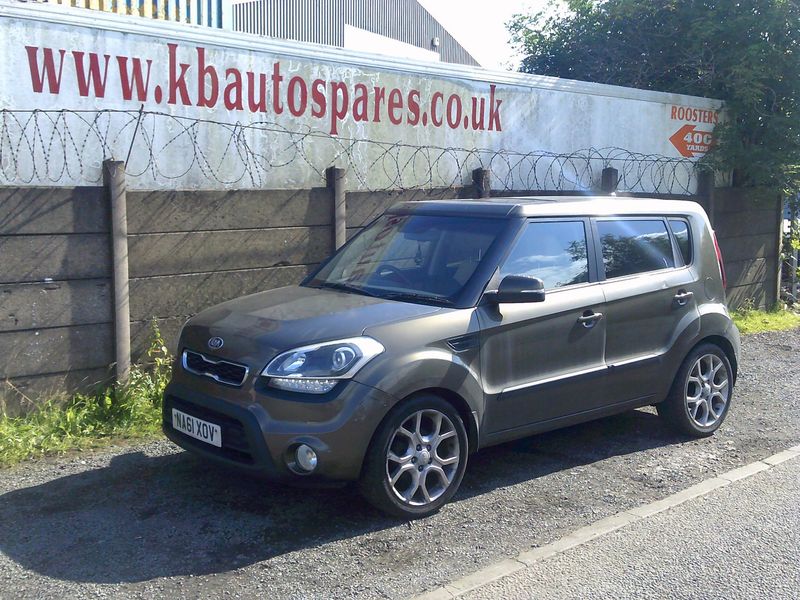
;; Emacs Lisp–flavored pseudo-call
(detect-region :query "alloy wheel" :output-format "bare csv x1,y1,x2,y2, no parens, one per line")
385,409,460,506
685,353,730,427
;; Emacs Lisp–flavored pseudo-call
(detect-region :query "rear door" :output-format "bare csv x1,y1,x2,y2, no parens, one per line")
594,216,701,404
478,218,607,434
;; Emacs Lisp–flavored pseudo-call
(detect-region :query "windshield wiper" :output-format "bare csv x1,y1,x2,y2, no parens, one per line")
315,282,452,306
380,291,454,306
317,281,379,297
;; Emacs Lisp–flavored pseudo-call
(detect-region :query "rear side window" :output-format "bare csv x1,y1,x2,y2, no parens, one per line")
597,219,675,279
669,219,692,265
500,221,589,289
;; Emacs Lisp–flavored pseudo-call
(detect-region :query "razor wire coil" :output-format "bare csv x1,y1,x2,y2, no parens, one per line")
0,109,698,195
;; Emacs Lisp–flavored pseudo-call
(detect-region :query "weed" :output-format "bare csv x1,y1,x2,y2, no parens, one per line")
0,321,172,467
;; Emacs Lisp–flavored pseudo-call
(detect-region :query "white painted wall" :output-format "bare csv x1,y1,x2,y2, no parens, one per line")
0,1,722,192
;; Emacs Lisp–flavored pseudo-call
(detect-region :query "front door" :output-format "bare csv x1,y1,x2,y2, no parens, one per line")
478,219,607,434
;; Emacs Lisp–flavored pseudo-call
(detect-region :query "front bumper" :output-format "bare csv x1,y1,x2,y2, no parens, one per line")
162,378,396,482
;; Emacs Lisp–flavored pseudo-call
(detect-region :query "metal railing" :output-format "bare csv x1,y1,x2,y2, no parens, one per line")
45,0,232,28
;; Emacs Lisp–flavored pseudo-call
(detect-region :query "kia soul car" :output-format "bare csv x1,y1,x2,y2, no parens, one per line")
163,197,740,518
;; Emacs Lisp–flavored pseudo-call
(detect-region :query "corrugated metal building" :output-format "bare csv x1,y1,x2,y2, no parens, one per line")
231,0,479,65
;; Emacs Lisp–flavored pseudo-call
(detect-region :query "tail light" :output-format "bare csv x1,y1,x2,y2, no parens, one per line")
712,231,727,289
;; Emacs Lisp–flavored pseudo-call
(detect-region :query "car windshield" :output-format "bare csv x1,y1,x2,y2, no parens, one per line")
305,213,505,305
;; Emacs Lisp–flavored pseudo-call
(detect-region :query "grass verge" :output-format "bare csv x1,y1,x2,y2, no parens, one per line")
732,306,800,335
0,325,171,468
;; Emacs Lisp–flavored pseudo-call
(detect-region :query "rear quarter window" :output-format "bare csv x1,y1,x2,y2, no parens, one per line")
668,219,693,265
597,219,675,279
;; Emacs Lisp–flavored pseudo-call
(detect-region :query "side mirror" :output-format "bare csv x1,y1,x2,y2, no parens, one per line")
491,275,546,303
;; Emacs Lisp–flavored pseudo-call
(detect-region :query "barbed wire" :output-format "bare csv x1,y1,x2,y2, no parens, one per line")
0,109,698,194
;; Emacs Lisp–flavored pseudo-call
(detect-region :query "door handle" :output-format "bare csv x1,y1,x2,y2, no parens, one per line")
577,311,603,328
673,290,694,307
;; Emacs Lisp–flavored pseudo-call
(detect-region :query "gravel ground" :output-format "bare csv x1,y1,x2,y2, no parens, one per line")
0,329,798,599
464,457,800,599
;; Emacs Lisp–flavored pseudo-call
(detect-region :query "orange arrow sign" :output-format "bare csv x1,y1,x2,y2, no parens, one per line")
670,124,714,158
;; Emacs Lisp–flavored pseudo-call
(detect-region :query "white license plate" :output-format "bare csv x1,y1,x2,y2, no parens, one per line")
172,408,222,448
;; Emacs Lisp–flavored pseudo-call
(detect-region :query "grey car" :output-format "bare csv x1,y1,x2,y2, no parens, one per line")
163,197,740,518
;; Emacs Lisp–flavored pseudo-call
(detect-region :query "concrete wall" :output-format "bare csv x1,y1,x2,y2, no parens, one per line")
0,184,479,414
0,187,114,415
128,187,483,355
0,183,781,415
706,188,782,310
126,188,335,358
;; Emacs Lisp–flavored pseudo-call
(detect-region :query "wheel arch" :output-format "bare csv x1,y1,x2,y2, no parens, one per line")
657,326,739,407
656,335,737,437
693,335,738,384
359,387,479,479
410,387,479,455
357,347,484,444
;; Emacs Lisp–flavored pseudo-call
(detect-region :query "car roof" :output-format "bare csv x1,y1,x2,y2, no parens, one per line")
387,196,707,219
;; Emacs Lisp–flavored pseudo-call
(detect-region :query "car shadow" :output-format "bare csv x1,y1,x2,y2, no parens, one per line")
0,409,683,584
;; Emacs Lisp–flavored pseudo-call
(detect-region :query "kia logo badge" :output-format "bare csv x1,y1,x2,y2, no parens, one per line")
208,337,224,350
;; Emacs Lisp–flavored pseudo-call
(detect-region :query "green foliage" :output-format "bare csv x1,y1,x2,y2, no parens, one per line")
732,306,800,334
0,322,172,467
783,199,799,286
509,0,800,193
784,198,800,246
784,219,800,264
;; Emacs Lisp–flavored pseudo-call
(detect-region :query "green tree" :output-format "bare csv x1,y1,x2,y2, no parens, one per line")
509,0,800,192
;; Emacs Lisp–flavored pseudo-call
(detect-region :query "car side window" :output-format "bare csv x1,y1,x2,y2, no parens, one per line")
668,219,692,265
500,221,589,289
597,219,675,279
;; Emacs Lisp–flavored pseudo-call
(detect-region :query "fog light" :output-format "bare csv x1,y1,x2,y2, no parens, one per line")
295,444,318,472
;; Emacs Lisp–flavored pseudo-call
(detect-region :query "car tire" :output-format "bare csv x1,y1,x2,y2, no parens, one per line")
657,343,734,437
359,394,469,519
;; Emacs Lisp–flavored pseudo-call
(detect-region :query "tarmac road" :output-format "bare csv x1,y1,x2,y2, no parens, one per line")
464,457,800,600
0,329,798,599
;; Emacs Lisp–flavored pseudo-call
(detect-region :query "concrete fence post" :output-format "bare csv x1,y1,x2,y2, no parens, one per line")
697,171,716,226
473,168,491,198
103,160,131,384
773,192,784,308
601,167,619,194
791,201,799,303
326,166,347,250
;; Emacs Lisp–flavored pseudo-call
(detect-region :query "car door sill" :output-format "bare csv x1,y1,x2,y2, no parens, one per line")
481,394,657,448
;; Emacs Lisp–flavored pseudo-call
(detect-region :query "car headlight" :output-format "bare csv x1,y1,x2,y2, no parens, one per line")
262,337,385,394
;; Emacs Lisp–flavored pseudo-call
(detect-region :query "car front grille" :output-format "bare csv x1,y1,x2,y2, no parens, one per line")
182,350,249,387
